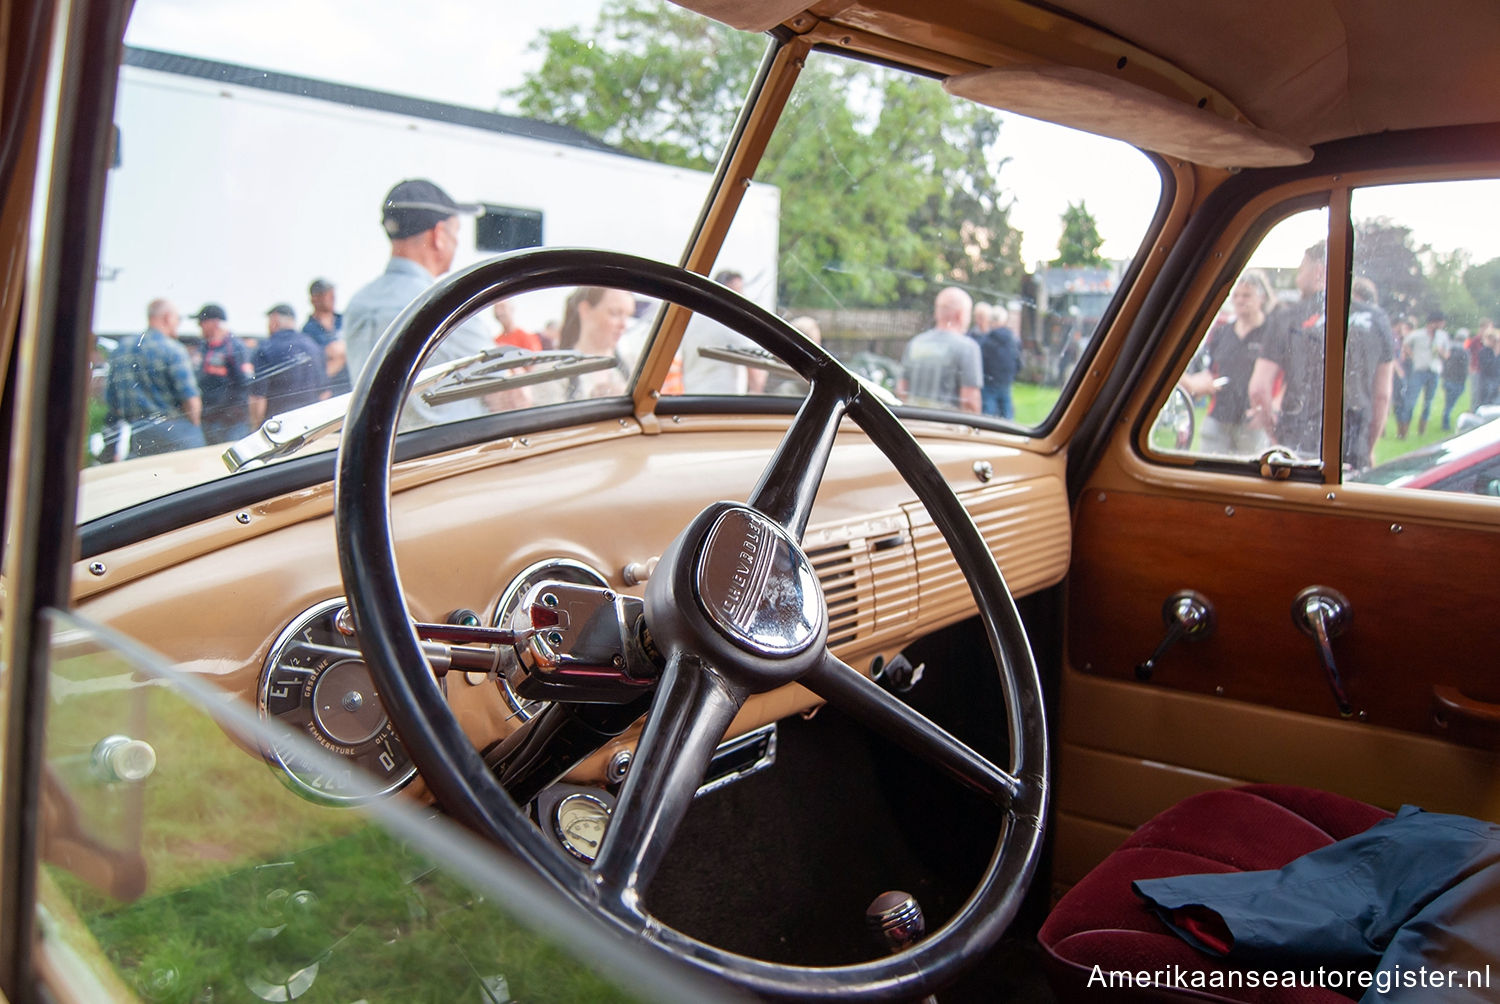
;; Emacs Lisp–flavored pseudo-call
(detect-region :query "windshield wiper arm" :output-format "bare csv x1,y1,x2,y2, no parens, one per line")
222,347,618,472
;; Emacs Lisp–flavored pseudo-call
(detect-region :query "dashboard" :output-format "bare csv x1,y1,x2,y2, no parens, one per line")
72,414,1070,859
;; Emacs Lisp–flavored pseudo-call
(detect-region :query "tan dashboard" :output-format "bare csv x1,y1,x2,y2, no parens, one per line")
71,414,1070,799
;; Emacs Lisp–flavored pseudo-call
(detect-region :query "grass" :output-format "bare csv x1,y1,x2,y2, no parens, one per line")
1011,382,1065,428
1371,382,1472,466
75,826,634,1004
42,648,637,1003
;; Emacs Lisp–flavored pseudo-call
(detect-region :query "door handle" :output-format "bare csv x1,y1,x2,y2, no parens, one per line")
1291,586,1353,717
1134,590,1215,680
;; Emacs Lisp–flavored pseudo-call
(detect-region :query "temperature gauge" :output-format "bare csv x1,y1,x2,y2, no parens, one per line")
258,598,420,805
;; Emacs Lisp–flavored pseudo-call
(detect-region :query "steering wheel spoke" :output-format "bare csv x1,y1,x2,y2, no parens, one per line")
803,650,1021,808
746,377,850,540
591,650,747,910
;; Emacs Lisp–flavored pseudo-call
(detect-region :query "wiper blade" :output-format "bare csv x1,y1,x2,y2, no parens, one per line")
420,350,619,407
223,346,614,472
696,344,797,378
695,345,901,406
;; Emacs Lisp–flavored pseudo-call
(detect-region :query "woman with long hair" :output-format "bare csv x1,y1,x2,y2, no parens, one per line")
558,286,636,399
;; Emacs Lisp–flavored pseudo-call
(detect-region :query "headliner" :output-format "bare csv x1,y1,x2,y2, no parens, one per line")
675,0,1500,166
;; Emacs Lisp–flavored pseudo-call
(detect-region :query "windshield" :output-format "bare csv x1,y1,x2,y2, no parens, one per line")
80,0,1160,523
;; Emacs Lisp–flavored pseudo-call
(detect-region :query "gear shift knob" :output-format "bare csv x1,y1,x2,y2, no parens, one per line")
866,890,926,953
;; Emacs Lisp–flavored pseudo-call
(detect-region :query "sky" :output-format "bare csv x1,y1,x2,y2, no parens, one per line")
124,0,1499,273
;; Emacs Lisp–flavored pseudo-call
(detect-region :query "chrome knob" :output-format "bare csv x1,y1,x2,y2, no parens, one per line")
1135,590,1215,680
866,890,925,953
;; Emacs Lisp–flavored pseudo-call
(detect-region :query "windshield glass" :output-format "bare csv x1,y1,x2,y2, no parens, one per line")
80,0,757,520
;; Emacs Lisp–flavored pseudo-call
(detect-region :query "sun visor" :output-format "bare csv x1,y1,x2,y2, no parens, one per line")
945,65,1313,169
669,0,813,32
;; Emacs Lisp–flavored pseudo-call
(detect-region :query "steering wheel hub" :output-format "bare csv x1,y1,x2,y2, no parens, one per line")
694,506,823,658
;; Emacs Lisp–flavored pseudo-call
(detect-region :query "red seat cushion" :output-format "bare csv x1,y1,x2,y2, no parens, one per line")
1038,785,1393,1002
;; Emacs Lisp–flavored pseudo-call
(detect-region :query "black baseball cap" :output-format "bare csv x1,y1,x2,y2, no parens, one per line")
381,179,479,240
193,303,227,322
266,303,297,319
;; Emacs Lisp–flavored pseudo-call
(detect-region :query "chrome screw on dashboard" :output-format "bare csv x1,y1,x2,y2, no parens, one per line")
88,561,106,576
973,460,994,483
607,750,631,783
236,512,251,524
867,890,926,952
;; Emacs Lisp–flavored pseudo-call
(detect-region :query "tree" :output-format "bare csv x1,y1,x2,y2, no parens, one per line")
1463,256,1500,320
1352,218,1430,322
506,1,764,171
1050,202,1106,267
1426,248,1480,329
503,0,1024,310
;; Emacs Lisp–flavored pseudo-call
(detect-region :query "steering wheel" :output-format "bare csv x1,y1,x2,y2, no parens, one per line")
335,249,1048,1000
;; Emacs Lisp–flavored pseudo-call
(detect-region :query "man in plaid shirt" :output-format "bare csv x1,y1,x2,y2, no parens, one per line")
103,298,205,459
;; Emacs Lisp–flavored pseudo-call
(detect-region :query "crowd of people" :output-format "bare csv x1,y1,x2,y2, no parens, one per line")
1176,240,1500,472
895,287,1021,418
101,178,818,461
102,287,346,460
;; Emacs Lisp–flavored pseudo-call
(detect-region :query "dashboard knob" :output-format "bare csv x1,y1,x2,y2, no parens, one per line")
92,735,157,783
621,556,659,586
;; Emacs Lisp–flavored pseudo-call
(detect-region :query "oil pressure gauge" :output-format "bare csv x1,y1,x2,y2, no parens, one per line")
258,598,420,805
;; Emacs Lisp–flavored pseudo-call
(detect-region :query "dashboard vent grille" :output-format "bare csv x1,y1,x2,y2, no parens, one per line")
806,540,863,647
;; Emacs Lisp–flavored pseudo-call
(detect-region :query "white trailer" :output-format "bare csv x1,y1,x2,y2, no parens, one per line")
93,48,780,338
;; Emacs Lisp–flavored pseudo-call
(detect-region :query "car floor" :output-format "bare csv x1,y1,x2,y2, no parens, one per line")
645,619,1057,1000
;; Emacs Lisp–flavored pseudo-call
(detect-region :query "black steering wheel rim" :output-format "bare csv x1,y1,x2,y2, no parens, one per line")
335,247,1048,999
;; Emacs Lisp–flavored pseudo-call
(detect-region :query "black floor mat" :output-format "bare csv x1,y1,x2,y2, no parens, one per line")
642,706,1055,1001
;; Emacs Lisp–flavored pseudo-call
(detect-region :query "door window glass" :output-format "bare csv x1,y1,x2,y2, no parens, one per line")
1348,179,1500,493
1153,208,1328,461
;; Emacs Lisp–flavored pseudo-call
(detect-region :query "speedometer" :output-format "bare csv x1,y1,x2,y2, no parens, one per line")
257,598,419,805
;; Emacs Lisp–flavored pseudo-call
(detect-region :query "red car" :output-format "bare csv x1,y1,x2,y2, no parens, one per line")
1354,420,1500,495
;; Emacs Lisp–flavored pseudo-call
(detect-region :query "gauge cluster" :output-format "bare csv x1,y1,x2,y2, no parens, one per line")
258,560,781,866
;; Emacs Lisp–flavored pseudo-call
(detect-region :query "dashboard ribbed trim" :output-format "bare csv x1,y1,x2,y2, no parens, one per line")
805,475,1070,656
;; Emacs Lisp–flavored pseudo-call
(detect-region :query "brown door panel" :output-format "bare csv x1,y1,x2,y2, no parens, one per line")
1068,489,1500,745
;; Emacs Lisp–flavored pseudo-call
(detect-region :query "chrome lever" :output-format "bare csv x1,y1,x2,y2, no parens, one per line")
1292,586,1354,717
1258,447,1323,480
1134,590,1215,680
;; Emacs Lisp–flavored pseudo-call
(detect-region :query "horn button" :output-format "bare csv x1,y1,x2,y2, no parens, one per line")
694,507,824,659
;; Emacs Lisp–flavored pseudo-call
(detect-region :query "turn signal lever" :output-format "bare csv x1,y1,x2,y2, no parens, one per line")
1135,590,1215,680
1292,586,1354,718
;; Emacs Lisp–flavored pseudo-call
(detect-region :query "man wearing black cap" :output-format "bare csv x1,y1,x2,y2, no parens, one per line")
193,303,252,444
344,178,496,429
249,304,325,425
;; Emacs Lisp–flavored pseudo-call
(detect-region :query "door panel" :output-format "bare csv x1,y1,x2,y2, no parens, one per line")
1068,489,1500,738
